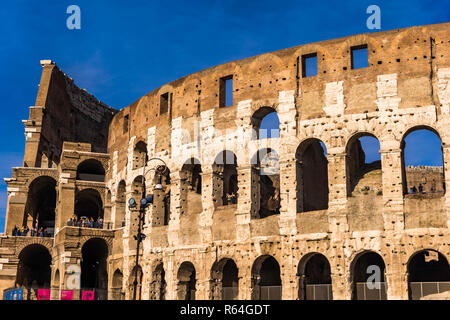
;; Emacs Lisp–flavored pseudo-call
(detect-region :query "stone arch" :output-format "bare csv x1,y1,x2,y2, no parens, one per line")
210,258,239,300
295,138,329,212
14,238,53,259
345,132,382,196
79,235,113,255
407,249,450,300
133,140,148,170
149,262,166,300
400,125,445,196
177,261,196,300
349,250,387,300
152,166,171,226
23,175,57,232
250,148,280,219
297,252,332,300
81,237,109,300
76,159,105,182
213,150,238,206
74,188,104,221
111,269,124,300
251,255,282,300
115,180,127,228
15,243,52,289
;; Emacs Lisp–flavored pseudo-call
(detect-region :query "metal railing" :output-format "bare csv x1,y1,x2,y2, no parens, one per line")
222,287,239,300
305,284,333,300
356,282,387,300
409,281,450,300
259,286,282,300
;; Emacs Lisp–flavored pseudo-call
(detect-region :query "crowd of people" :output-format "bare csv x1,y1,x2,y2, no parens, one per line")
12,225,48,237
67,216,104,229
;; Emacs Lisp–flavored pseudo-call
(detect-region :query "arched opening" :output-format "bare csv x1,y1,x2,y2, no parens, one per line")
150,263,166,300
213,151,238,206
53,269,60,289
129,265,143,300
251,107,280,140
177,262,196,300
133,141,148,170
182,158,202,195
74,188,103,221
251,148,280,219
296,139,329,212
152,167,171,227
16,244,51,293
130,176,145,232
251,255,282,300
211,258,239,300
346,133,382,196
24,176,56,235
76,159,105,182
111,269,124,300
81,238,108,300
401,127,445,196
350,251,387,300
298,253,332,300
408,250,450,300
115,180,126,228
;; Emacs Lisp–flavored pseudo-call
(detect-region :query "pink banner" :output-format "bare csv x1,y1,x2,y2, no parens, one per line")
37,289,50,300
60,290,74,300
82,291,95,300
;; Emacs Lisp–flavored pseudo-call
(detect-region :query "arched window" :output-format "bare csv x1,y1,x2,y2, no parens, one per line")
111,269,124,300
213,151,238,206
150,263,166,300
251,107,280,140
296,139,328,212
350,251,386,300
251,148,280,219
346,133,381,196
133,141,148,170
408,250,450,300
76,159,105,182
211,258,239,300
401,127,445,196
298,253,332,300
251,255,282,300
177,262,196,300
128,265,143,300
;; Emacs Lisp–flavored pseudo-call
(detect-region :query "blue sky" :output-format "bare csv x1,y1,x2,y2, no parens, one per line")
0,0,448,232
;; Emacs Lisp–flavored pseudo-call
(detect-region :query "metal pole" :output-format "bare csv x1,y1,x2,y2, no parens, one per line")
132,206,144,300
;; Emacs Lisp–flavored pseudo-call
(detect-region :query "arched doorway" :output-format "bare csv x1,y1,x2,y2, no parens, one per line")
251,255,282,300
298,253,332,300
408,250,450,300
350,251,387,300
177,262,196,300
213,151,238,206
211,258,239,300
115,180,126,228
24,176,56,235
133,141,148,170
74,189,103,221
81,238,108,300
251,107,280,140
150,263,166,300
152,167,171,227
296,139,328,212
16,244,52,296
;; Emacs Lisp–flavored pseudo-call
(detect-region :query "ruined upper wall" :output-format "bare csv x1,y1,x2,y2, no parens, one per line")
107,23,449,162
23,61,118,167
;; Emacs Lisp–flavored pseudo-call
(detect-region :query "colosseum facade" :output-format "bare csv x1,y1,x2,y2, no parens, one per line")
0,22,449,300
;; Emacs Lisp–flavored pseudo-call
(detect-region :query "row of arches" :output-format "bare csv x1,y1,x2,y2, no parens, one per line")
118,249,450,301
